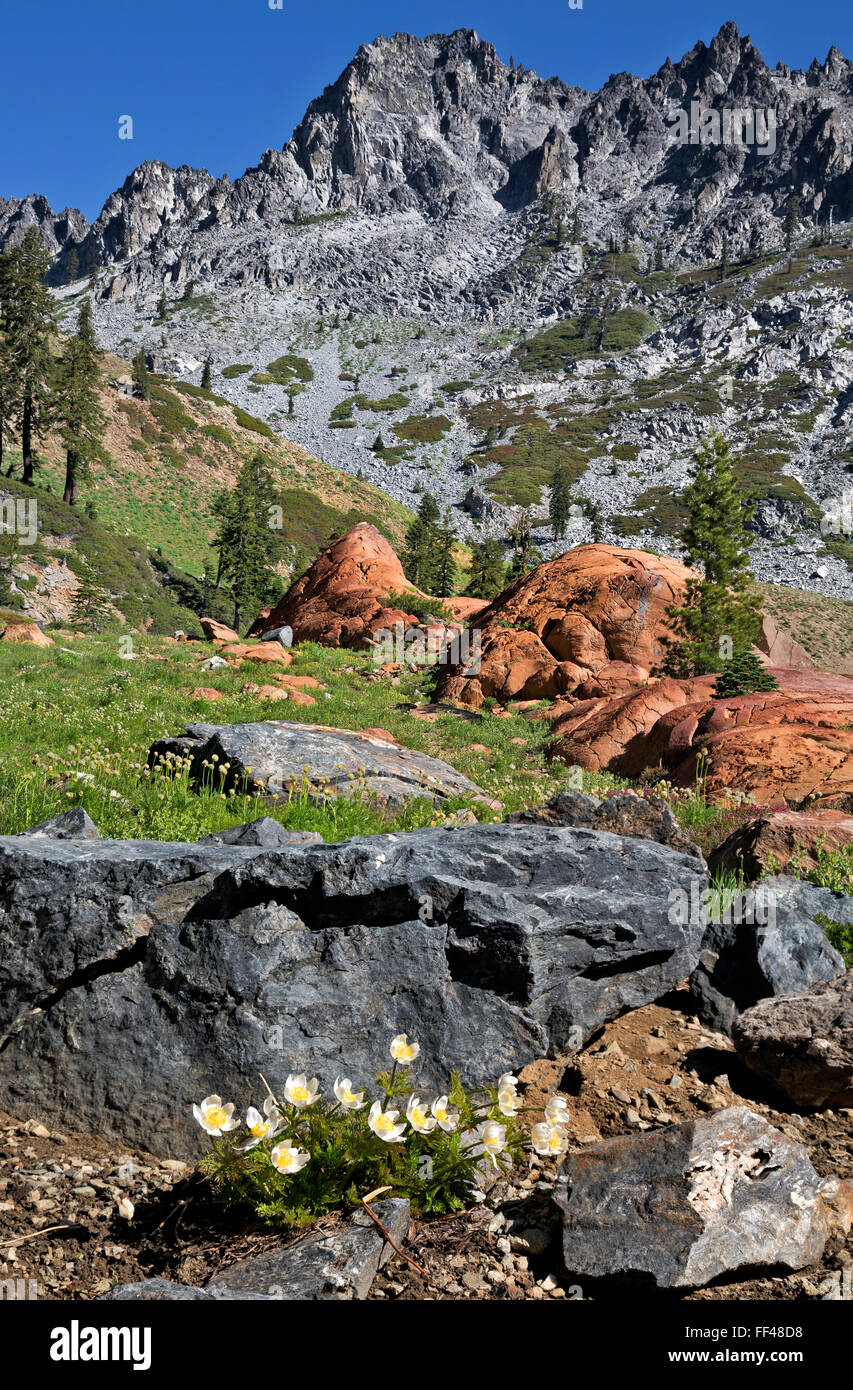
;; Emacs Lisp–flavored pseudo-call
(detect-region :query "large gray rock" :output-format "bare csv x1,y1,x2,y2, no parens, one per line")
198,817,322,847
733,973,853,1108
102,1279,272,1301
0,821,705,1154
507,790,702,861
555,1107,846,1288
689,875,846,1033
104,1200,409,1301
208,1198,409,1299
14,807,99,841
148,720,497,812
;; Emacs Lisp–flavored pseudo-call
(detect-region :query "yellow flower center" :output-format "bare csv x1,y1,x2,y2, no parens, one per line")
412,1108,426,1126
250,1122,268,1138
343,1089,356,1105
205,1106,227,1129
276,1149,294,1169
548,1134,563,1151
291,1086,310,1104
377,1113,394,1132
435,1108,448,1123
485,1133,500,1148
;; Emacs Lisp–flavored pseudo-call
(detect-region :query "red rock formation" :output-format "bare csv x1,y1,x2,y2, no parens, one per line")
0,620,53,648
710,807,853,878
247,524,426,650
200,618,240,643
247,523,481,652
436,544,697,707
549,669,853,805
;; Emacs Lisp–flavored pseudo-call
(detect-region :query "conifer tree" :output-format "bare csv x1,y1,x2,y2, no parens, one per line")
201,358,212,390
658,433,762,677
402,493,441,591
784,193,801,252
2,227,57,485
212,452,278,631
549,460,574,540
714,651,779,697
71,558,111,631
0,248,15,477
65,247,79,284
719,232,729,282
506,509,543,583
56,299,105,505
468,538,506,599
132,347,150,400
434,509,458,598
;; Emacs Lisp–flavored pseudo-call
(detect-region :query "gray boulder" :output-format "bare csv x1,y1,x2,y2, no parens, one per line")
507,790,702,861
198,817,322,848
555,1107,846,1288
260,625,293,647
104,1199,409,1301
733,972,853,1108
148,720,497,812
14,807,99,841
0,821,705,1154
689,875,846,1033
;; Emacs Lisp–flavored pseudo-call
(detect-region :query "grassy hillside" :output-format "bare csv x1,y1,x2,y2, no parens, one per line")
3,349,412,577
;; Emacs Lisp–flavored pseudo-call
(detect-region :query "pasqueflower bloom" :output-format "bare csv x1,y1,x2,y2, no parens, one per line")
531,1122,569,1158
240,1097,280,1150
431,1096,459,1132
193,1095,238,1136
334,1076,366,1110
406,1095,437,1134
270,1141,310,1175
390,1034,420,1064
469,1121,507,1168
544,1095,570,1128
497,1073,522,1117
368,1100,406,1143
284,1073,320,1109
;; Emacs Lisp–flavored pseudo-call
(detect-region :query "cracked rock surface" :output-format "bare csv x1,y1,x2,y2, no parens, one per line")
0,822,705,1155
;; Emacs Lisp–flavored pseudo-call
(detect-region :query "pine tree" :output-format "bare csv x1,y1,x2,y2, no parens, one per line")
549,461,574,539
506,510,543,583
402,493,441,590
468,539,506,599
373,433,385,452
570,207,582,243
657,433,762,677
132,347,150,400
654,240,665,272
201,358,212,390
0,248,16,477
719,232,729,282
784,193,801,252
65,247,79,284
434,509,458,598
212,452,279,631
2,227,57,485
71,558,111,632
56,299,105,505
156,291,168,321
714,652,780,698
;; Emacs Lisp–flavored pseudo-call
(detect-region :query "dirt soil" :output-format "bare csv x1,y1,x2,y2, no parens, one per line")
2,988,851,1302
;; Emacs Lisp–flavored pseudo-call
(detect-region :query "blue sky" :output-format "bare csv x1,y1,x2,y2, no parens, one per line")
1,0,851,220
